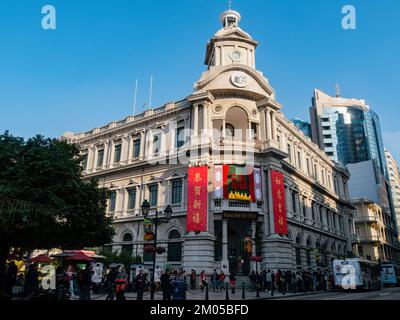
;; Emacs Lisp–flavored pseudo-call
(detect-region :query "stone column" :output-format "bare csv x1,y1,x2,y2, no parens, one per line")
266,109,272,140
251,221,257,272
109,140,115,168
271,112,277,140
121,136,129,164
193,105,199,138
102,141,109,169
222,219,229,273
140,131,145,160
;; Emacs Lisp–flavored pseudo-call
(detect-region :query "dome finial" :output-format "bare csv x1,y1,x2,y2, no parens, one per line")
220,5,241,28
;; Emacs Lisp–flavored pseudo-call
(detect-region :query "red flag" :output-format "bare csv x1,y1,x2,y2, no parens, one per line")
271,170,288,235
187,166,208,232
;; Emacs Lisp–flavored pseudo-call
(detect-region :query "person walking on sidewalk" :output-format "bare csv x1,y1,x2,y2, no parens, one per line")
161,269,171,301
211,269,218,291
190,270,196,290
135,269,145,300
5,261,18,297
250,271,257,291
200,270,207,291
265,270,272,293
77,263,93,301
105,266,118,300
229,272,237,294
219,271,226,291
115,266,128,301
270,270,275,296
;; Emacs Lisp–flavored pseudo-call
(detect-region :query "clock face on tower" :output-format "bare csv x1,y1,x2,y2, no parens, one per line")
230,71,249,88
230,50,241,62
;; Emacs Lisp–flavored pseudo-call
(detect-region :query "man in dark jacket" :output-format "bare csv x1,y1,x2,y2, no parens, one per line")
105,267,118,300
135,269,146,300
78,264,93,300
25,263,39,299
160,269,171,301
5,261,18,297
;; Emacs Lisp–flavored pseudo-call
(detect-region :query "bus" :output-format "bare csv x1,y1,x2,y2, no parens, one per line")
333,259,382,291
381,264,400,287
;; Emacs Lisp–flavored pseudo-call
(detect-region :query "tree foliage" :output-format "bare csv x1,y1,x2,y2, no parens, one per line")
0,131,115,291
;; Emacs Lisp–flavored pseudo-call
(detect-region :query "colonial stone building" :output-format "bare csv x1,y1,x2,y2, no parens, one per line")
63,9,355,275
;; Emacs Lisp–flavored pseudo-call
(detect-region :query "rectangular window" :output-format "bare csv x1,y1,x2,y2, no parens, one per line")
311,202,316,221
109,191,116,212
114,144,122,163
171,180,183,204
302,201,306,218
297,152,302,169
306,159,311,175
82,153,88,169
176,127,185,148
296,247,302,266
127,188,136,210
251,123,257,140
167,242,182,262
292,192,297,214
153,134,161,156
149,184,158,207
306,250,311,266
97,149,104,167
287,144,292,162
133,139,141,158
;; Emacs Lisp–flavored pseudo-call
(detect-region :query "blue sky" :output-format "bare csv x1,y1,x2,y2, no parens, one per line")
1,0,400,162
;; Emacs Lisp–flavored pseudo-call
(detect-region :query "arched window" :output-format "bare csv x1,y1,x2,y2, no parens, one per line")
295,235,302,266
225,123,235,138
122,232,133,255
306,238,312,267
338,244,343,258
167,230,182,262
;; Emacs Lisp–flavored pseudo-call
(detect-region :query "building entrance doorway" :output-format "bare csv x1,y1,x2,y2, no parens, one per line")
227,220,252,275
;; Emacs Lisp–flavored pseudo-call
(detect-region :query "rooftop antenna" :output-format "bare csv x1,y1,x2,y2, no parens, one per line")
133,79,138,115
228,0,232,10
336,83,341,98
148,74,153,110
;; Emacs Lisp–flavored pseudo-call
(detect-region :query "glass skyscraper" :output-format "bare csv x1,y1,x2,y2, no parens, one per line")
310,89,387,176
291,118,312,139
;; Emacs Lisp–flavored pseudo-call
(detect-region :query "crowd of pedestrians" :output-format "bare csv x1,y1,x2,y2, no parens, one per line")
249,269,335,295
4,259,335,300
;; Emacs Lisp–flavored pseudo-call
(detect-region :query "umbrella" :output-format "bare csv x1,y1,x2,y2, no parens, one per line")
29,254,53,263
65,252,94,262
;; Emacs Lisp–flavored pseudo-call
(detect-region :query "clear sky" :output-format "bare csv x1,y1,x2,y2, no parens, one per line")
1,0,400,162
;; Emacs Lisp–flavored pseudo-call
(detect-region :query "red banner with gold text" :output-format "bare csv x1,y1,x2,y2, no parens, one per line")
271,170,288,235
187,166,208,233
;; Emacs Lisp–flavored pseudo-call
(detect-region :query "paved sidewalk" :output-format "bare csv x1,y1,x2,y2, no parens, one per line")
84,288,336,301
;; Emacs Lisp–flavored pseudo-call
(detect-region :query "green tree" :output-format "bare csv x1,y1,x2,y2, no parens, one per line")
0,131,115,293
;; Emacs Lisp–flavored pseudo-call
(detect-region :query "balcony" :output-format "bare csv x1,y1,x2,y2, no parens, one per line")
358,235,381,243
354,215,378,224
351,234,359,243
213,199,261,213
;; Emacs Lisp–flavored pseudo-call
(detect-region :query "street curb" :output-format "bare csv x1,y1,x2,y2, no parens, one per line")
262,290,341,300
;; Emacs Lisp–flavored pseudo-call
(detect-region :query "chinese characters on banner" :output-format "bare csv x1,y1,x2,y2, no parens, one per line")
187,166,208,232
271,170,288,235
223,165,255,202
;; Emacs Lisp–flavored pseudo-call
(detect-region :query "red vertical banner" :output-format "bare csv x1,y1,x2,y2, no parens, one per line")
271,170,288,235
187,166,208,233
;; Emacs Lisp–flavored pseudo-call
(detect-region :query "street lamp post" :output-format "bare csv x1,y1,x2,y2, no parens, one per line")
141,200,173,301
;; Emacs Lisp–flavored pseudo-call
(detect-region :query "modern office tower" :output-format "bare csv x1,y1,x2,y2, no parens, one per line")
385,149,400,237
310,89,387,177
291,118,312,139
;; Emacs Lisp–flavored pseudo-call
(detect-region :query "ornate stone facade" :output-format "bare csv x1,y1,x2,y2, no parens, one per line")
63,9,355,275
